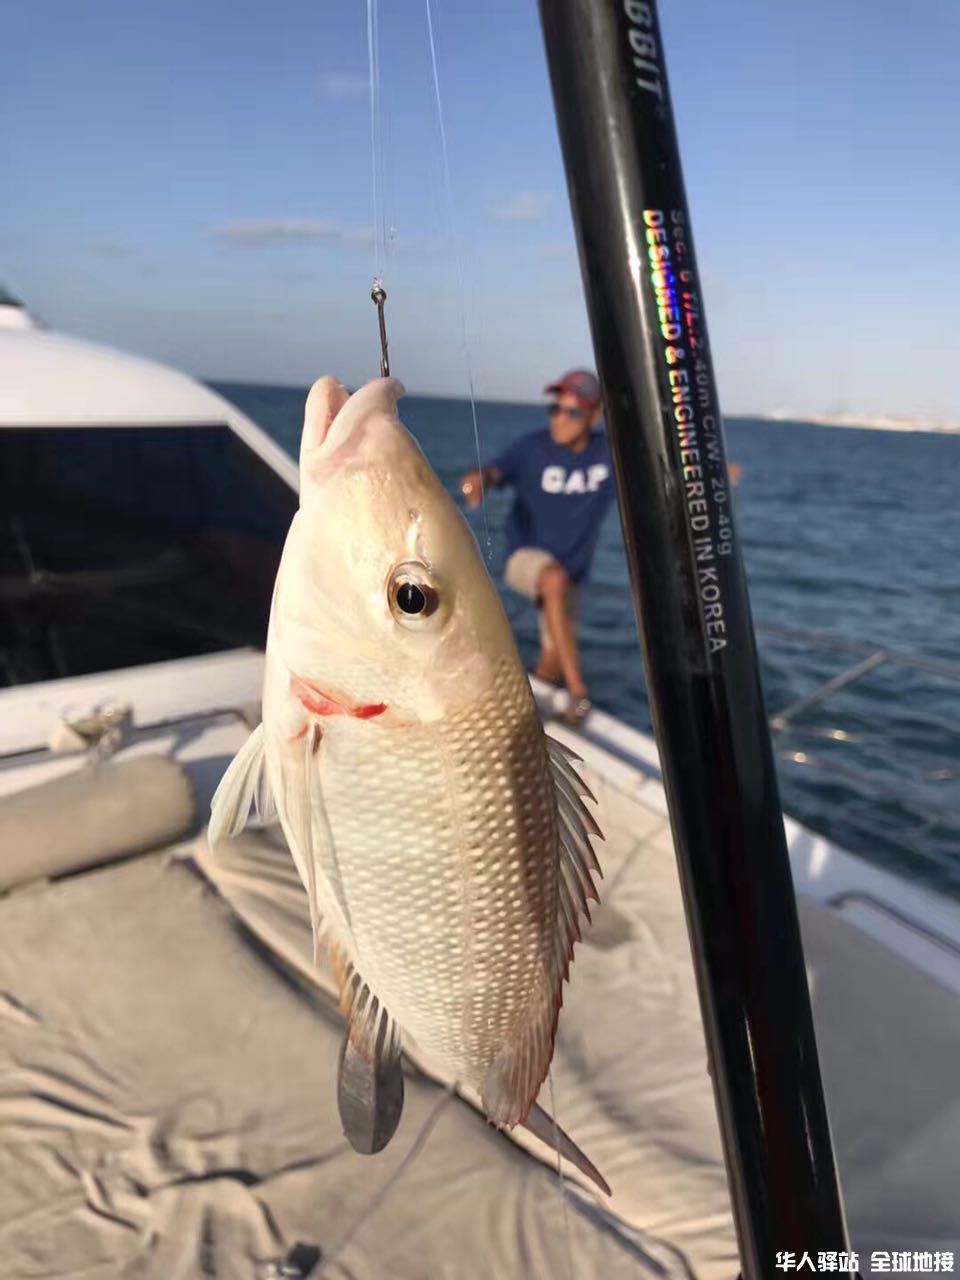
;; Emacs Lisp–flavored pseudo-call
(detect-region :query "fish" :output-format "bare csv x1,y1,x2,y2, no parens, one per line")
209,375,608,1194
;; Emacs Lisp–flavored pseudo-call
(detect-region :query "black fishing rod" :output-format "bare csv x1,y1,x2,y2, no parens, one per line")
537,3,853,1276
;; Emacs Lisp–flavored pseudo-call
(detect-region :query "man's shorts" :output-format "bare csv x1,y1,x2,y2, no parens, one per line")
503,548,581,651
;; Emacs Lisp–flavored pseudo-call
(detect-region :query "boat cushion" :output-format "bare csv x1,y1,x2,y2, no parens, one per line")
0,755,196,890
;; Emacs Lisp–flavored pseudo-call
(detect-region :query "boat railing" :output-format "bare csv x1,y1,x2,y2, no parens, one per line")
753,621,958,864
826,890,960,963
757,619,957,755
758,621,960,731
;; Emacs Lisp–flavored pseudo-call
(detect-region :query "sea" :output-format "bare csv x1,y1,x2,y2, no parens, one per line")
214,383,960,898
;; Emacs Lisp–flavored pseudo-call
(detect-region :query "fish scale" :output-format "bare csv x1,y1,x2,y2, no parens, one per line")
318,659,560,1084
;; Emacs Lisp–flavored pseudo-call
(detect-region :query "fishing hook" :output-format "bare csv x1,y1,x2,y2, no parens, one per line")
371,279,389,378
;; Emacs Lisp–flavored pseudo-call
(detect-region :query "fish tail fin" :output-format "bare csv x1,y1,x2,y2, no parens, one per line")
208,723,276,847
520,1101,611,1197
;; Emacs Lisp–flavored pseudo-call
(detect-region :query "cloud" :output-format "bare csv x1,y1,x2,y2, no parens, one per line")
489,191,550,223
214,219,372,248
319,71,368,100
88,241,130,258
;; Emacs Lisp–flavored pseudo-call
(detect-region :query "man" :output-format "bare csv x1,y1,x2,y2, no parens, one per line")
459,369,614,726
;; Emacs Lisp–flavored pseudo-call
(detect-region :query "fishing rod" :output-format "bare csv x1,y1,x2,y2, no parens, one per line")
536,3,854,1276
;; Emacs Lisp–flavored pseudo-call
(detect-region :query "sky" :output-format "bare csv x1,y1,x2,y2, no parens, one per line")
2,0,960,419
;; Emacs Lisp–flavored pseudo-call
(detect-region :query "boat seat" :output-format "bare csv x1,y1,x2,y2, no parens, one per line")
0,755,196,891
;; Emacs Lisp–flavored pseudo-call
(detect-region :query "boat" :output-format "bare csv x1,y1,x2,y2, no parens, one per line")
1,298,958,1278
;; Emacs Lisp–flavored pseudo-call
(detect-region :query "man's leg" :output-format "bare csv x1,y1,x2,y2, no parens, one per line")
532,618,563,685
537,562,587,702
504,548,563,682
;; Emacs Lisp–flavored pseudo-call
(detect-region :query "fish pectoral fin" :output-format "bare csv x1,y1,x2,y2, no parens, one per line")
519,1101,611,1197
274,722,350,969
297,724,351,966
209,723,277,846
334,957,404,1155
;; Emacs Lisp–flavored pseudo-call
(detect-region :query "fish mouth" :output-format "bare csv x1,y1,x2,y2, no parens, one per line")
302,376,350,452
302,376,407,472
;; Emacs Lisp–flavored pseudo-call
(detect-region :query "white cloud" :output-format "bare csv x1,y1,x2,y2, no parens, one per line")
318,71,368,100
490,191,550,223
88,241,131,258
214,219,370,247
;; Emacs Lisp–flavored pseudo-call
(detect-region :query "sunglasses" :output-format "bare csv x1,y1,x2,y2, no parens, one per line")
549,403,587,421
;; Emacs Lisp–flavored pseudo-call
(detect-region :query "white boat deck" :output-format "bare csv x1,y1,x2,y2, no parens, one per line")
1,323,956,1277
1,674,957,1278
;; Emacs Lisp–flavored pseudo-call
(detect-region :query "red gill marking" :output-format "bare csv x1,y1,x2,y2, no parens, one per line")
351,701,388,719
290,674,387,720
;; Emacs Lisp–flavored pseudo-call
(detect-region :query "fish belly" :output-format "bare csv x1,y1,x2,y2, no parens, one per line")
319,667,560,1092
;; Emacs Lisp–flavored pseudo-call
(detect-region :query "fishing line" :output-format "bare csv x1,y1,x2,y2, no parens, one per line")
423,0,491,561
317,1082,456,1274
547,1067,576,1280
366,0,386,284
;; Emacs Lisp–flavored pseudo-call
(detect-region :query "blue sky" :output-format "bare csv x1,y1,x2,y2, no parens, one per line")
2,0,959,418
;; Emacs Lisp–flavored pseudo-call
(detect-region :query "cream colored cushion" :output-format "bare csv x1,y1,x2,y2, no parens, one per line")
0,756,196,889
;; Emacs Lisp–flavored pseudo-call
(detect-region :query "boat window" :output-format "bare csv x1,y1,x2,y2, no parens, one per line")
0,425,297,686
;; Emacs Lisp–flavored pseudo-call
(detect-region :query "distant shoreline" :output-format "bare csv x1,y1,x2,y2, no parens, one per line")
207,380,960,435
739,413,960,435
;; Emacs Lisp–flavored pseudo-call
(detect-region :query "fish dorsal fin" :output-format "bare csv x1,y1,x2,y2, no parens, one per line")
480,737,604,1131
546,736,604,977
208,723,277,847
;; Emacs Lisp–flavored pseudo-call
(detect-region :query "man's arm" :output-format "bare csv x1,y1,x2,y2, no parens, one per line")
458,464,504,509
460,433,529,508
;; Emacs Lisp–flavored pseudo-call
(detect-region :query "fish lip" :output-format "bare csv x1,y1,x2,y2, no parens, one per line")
299,376,408,490
316,376,407,458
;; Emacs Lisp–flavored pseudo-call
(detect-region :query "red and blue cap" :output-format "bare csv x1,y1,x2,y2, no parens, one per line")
544,369,602,409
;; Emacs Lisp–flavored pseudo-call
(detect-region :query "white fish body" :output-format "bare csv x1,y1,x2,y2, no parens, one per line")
211,376,604,1180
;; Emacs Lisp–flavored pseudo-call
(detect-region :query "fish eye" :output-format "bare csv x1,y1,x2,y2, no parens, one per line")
388,563,440,625
397,581,427,615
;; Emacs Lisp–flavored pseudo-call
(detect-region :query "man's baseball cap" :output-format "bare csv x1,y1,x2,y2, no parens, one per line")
544,369,602,409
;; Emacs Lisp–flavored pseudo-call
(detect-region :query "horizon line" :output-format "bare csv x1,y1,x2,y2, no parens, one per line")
204,377,960,432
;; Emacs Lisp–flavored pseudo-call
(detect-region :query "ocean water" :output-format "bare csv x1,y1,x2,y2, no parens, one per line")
215,383,960,897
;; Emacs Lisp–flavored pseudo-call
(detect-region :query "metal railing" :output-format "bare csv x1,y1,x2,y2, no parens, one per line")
757,623,959,785
759,621,960,731
826,890,960,963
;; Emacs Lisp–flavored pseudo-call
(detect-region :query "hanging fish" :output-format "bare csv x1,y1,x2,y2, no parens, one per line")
210,375,608,1194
